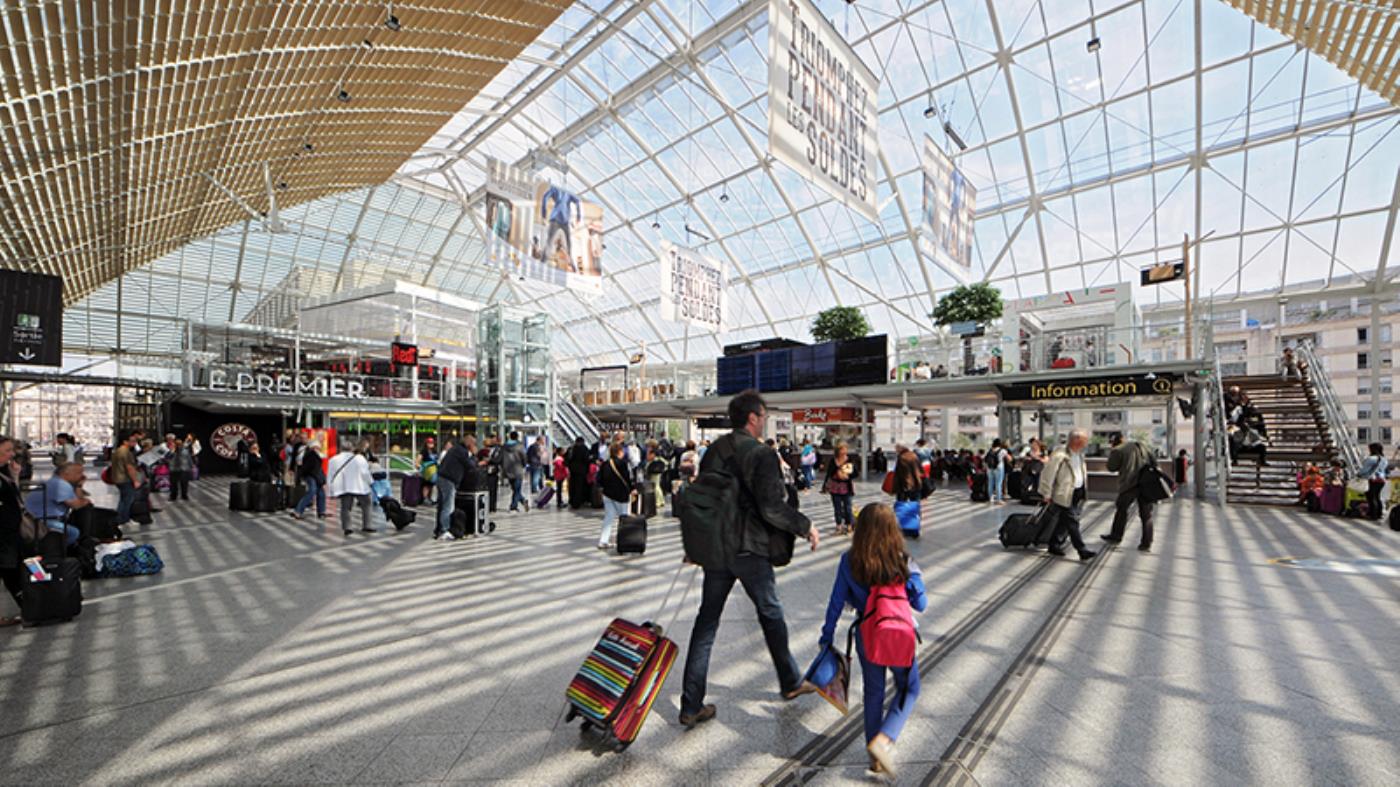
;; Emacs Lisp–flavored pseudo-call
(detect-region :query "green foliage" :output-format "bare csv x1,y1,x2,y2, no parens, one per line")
931,283,1004,327
811,306,871,342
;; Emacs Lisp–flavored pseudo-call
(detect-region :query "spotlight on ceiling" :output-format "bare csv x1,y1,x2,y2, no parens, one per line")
277,181,288,190
385,13,401,31
942,122,967,151
1086,37,1101,53
337,89,351,102
302,142,314,152
923,105,936,119
719,190,729,203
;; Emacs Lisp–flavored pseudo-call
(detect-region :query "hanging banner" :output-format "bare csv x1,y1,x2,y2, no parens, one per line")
483,157,604,293
0,270,63,366
767,0,880,223
919,134,978,276
659,241,725,331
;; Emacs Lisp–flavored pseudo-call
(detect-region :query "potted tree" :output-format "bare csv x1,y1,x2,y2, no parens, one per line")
931,283,1003,373
811,306,871,343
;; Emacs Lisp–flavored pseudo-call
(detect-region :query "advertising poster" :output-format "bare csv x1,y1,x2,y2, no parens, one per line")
767,0,881,223
484,157,604,293
919,134,978,275
659,241,725,331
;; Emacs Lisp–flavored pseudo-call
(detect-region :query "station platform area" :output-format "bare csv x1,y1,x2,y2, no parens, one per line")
1,476,1396,786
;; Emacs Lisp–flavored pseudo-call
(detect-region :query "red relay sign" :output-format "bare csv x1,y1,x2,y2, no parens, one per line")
391,342,418,365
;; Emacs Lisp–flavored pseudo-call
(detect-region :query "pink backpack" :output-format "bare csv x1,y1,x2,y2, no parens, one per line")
859,582,918,668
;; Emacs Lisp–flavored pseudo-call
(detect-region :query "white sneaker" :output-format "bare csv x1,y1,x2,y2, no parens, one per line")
437,532,456,541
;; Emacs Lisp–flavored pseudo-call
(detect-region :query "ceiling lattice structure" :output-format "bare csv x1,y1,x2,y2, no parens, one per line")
0,0,568,304
50,0,1400,370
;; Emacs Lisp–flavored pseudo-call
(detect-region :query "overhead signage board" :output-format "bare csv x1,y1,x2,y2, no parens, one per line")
391,341,419,366
998,373,1178,402
0,270,63,366
659,241,725,331
767,0,880,223
948,320,983,337
194,369,367,400
1141,260,1185,286
918,134,978,277
483,156,604,293
793,407,872,424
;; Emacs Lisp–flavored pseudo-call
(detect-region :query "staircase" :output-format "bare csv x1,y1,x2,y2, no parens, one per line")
1221,373,1337,505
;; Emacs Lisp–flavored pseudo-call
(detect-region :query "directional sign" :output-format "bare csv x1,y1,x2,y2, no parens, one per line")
0,271,63,366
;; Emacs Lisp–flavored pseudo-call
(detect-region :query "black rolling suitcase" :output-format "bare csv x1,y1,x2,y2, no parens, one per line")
380,497,416,531
251,482,280,512
617,493,649,554
970,472,989,502
69,506,121,540
130,495,154,525
450,490,493,539
591,484,604,509
1006,470,1023,500
635,483,658,519
229,480,254,511
283,482,308,510
21,557,83,627
998,506,1064,550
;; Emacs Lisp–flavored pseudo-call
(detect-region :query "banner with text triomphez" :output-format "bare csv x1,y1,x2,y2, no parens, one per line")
919,134,977,277
483,156,604,293
768,0,880,223
659,241,725,331
0,270,63,366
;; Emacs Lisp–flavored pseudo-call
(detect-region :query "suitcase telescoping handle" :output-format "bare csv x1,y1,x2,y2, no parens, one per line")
646,562,698,638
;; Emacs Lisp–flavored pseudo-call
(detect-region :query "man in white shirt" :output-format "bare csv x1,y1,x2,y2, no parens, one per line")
1037,429,1097,561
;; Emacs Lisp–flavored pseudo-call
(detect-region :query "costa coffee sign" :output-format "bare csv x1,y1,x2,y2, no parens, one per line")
793,407,868,424
210,423,258,460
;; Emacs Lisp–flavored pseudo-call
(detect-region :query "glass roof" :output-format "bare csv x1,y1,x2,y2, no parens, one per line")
68,0,1400,369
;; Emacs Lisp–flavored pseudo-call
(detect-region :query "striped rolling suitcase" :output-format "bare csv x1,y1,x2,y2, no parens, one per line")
564,618,677,751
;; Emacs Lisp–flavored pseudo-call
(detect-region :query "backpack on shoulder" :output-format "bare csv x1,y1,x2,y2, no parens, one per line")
675,439,745,571
983,447,1001,471
857,582,919,668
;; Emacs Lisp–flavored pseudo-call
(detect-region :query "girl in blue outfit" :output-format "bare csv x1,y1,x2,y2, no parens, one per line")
817,504,927,776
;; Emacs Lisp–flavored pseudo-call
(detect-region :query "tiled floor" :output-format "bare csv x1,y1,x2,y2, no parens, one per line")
1,473,1396,785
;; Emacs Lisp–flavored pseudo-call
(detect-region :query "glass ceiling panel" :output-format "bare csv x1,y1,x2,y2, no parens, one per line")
63,0,1400,369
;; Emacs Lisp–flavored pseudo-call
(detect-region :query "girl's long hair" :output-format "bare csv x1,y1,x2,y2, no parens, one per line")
850,504,909,587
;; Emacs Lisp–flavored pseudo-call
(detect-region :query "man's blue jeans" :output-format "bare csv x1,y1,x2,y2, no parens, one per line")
509,478,526,511
680,553,801,716
988,465,1006,502
436,478,458,535
529,466,544,494
115,481,137,524
295,477,325,517
45,521,81,547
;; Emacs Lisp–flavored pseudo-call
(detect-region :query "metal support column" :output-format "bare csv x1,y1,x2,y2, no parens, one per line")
861,403,870,483
1193,380,1208,500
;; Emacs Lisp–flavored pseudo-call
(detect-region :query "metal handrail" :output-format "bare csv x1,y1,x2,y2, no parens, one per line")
1294,341,1364,474
1211,352,1230,506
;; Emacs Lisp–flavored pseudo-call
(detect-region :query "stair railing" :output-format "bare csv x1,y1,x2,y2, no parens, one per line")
1211,352,1230,506
1293,341,1364,475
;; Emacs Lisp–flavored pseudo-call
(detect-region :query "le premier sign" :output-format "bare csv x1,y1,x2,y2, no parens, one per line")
998,373,1178,402
197,370,366,400
0,270,63,366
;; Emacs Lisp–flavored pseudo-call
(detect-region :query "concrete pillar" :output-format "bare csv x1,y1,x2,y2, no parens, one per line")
861,403,870,482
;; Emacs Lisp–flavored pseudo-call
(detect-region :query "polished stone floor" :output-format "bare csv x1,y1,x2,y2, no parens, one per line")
0,472,1396,786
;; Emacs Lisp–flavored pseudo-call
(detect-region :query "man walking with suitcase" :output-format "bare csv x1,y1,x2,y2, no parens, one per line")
677,390,820,728
1038,429,1097,562
1104,433,1157,552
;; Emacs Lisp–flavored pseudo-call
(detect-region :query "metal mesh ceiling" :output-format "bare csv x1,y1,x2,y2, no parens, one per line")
0,0,569,304
55,0,1400,369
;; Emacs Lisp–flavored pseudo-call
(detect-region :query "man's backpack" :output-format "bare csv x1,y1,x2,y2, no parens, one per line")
675,438,745,571
984,447,1002,471
1137,459,1175,503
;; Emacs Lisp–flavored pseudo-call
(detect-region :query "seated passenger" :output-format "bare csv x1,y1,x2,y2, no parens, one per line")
1298,463,1324,506
246,443,273,483
24,462,92,547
